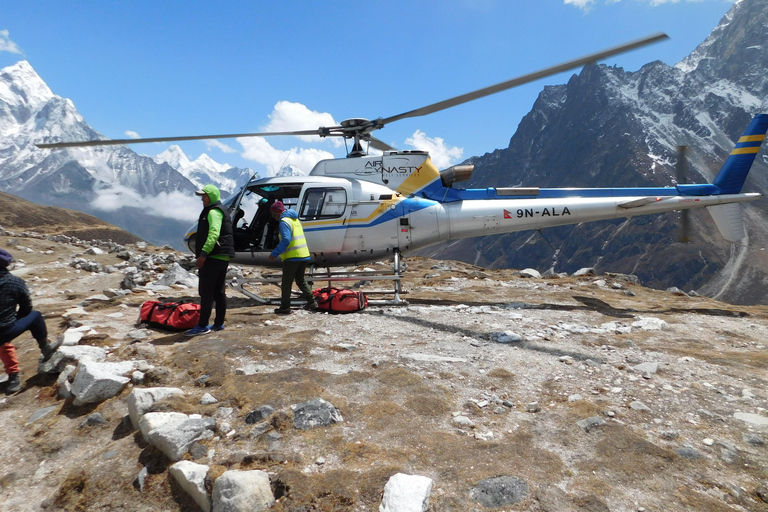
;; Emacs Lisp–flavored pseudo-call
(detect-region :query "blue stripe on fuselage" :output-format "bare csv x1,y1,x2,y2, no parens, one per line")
423,186,685,202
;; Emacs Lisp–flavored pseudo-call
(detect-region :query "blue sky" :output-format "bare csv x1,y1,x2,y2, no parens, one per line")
1,0,736,175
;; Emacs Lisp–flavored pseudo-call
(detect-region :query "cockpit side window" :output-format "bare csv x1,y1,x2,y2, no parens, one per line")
300,188,347,221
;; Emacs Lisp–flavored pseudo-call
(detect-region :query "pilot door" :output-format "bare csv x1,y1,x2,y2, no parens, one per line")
298,185,350,255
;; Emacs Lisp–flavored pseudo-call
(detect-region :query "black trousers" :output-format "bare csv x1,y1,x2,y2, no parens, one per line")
198,257,229,327
280,260,314,309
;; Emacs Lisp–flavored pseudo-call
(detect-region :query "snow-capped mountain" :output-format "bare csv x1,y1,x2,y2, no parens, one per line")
420,0,768,304
153,146,253,194
0,61,254,249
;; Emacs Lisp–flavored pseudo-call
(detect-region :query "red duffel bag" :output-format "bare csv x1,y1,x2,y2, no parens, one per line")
312,287,368,314
139,301,201,331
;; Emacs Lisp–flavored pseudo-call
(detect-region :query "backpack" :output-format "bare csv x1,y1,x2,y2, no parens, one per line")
312,287,368,314
138,301,201,331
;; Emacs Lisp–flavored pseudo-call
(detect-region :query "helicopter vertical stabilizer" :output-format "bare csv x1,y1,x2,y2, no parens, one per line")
711,113,768,194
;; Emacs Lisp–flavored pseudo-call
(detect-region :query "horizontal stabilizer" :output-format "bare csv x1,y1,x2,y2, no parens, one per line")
707,203,745,242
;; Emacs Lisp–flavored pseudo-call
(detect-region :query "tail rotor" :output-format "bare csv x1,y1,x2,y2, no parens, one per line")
676,145,690,243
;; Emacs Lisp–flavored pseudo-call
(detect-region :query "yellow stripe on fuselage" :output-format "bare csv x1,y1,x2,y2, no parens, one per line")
395,158,442,196
731,147,761,155
738,135,765,143
300,198,403,228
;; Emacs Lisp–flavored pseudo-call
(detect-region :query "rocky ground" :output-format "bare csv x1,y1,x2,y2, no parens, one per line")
0,226,767,512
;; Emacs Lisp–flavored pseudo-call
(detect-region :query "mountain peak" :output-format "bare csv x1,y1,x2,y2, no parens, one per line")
0,60,55,109
192,153,230,172
153,145,191,170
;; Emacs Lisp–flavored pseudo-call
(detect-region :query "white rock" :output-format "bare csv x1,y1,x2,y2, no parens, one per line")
170,461,211,512
127,387,185,429
379,473,433,512
71,360,131,405
632,362,659,374
212,470,275,512
631,317,667,331
520,268,541,279
733,412,768,426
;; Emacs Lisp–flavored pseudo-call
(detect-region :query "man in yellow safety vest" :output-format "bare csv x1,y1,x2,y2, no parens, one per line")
268,201,318,315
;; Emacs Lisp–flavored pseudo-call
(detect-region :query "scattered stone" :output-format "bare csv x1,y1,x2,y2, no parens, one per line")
629,401,651,412
520,268,541,279
169,460,211,512
744,433,765,446
212,470,275,512
134,467,148,492
631,362,658,374
80,412,107,428
572,267,596,277
292,398,343,430
452,415,475,428
245,405,275,424
488,331,523,343
380,473,433,512
471,475,529,508
631,317,667,331
576,416,606,432
140,413,214,462
127,387,185,429
675,447,702,460
200,393,218,405
526,402,540,413
71,360,133,406
733,412,768,426
27,405,58,425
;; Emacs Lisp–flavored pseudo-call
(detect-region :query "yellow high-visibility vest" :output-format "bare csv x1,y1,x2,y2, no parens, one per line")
279,217,310,260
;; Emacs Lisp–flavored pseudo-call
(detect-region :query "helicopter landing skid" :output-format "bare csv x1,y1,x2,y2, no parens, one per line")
229,268,408,306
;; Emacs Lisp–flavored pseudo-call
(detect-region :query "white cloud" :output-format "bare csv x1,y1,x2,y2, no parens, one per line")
564,0,595,8
90,183,199,222
0,30,21,54
238,136,334,175
404,130,463,169
265,101,342,146
124,130,141,139
205,139,237,153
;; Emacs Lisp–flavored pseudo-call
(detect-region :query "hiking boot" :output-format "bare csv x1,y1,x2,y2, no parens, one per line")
273,307,291,315
185,325,212,337
209,324,225,332
303,301,319,311
41,338,63,362
5,373,21,395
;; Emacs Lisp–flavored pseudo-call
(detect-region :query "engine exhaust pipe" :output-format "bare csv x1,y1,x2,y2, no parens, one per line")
440,164,474,187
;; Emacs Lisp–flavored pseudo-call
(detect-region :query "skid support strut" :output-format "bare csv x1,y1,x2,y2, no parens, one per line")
229,250,408,306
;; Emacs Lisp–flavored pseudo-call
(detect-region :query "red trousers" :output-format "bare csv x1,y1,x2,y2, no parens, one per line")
0,343,19,374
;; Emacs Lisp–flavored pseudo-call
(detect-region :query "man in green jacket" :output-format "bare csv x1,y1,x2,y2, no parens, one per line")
186,184,236,336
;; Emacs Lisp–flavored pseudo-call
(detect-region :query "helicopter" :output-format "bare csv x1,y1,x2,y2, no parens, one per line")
37,33,767,302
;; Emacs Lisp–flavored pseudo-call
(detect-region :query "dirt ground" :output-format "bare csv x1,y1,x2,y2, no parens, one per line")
0,232,767,512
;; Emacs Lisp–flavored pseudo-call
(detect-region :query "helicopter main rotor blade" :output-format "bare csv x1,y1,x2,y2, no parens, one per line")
35,128,332,149
379,33,669,126
369,136,396,152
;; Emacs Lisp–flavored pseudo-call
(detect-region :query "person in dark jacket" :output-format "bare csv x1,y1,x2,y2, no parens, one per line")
268,201,317,315
0,249,62,394
186,184,236,336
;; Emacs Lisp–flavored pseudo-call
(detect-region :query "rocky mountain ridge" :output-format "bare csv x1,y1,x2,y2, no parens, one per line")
421,0,768,305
